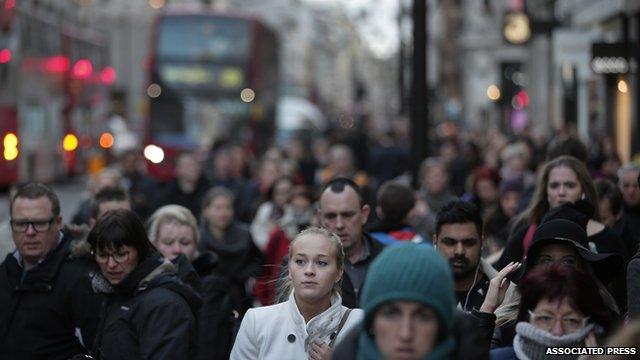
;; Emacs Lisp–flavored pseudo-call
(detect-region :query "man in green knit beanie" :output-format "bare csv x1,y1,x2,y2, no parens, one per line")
356,243,456,360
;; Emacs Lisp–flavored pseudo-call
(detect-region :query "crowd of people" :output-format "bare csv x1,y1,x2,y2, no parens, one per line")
2,125,640,360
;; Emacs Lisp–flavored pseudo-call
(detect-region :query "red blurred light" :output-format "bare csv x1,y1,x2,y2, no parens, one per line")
4,0,15,10
515,90,530,107
72,59,93,80
43,56,70,73
100,66,116,85
0,48,11,64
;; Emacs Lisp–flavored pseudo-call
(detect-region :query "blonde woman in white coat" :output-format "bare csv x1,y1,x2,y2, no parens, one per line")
231,226,363,360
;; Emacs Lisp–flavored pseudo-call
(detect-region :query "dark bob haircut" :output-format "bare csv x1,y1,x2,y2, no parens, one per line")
87,209,156,261
517,265,615,333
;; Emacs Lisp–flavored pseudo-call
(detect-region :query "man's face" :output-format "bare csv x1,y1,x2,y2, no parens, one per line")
11,196,62,267
619,170,640,207
91,200,132,228
319,187,369,253
175,155,201,184
434,222,482,279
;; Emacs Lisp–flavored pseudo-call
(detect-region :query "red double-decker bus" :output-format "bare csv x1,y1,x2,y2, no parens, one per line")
144,8,279,181
0,1,112,187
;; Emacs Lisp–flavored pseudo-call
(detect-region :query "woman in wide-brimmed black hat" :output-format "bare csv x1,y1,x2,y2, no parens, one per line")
478,219,622,349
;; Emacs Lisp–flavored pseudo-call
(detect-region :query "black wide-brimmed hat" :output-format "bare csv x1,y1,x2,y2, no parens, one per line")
514,219,623,284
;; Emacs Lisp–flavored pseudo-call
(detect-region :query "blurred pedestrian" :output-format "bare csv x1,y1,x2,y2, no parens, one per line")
596,179,639,257
368,181,424,245
415,157,458,239
251,177,294,251
89,186,132,227
72,168,123,226
118,149,157,221
88,209,200,360
491,266,615,360
618,163,640,240
155,152,211,219
231,227,363,360
199,187,263,315
483,178,524,264
254,185,315,306
0,183,102,359
462,166,500,216
317,178,385,308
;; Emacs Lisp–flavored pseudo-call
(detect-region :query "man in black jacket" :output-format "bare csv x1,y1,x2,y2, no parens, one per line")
0,183,102,360
318,178,385,308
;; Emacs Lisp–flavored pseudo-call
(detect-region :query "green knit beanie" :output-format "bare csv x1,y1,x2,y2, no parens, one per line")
358,243,456,360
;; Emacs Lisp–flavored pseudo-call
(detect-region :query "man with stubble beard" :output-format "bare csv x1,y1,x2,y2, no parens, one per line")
318,178,385,308
434,201,518,313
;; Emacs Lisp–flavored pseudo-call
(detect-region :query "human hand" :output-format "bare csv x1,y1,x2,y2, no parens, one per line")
308,340,331,360
479,261,521,313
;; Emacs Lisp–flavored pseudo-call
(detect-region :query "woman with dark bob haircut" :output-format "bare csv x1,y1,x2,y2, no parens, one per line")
491,265,617,359
88,209,201,360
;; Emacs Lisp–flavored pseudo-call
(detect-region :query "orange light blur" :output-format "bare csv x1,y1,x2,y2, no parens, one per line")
99,132,115,149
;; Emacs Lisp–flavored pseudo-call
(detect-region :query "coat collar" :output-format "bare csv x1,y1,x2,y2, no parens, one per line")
286,292,344,351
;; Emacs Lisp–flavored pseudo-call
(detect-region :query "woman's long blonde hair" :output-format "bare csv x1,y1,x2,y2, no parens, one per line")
274,226,345,303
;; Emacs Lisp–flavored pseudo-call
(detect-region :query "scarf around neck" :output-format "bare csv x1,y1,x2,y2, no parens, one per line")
513,321,594,360
287,291,345,351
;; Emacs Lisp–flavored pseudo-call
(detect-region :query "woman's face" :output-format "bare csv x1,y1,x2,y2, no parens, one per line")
476,179,498,205
272,179,293,207
289,234,342,304
533,243,581,270
203,196,234,230
547,166,583,208
529,297,588,336
155,221,197,262
95,244,139,285
373,301,439,360
500,191,520,218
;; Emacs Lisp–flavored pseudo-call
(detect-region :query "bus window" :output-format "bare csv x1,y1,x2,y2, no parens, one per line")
157,16,250,61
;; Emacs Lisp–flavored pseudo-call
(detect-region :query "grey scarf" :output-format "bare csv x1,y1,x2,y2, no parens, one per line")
513,321,594,360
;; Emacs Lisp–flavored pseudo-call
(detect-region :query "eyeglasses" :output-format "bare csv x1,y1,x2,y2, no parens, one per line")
94,250,130,265
10,218,55,233
528,310,589,333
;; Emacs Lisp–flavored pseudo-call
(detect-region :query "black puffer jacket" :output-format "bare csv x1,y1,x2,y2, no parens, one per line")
0,233,102,360
92,253,202,360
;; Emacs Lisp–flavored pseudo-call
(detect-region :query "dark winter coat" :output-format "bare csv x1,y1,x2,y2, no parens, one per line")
332,311,490,360
0,233,102,360
192,251,238,360
341,233,386,309
627,255,640,319
198,221,263,314
92,253,201,360
155,176,211,219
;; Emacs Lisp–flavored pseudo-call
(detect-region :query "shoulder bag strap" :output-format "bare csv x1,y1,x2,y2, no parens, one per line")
328,308,352,348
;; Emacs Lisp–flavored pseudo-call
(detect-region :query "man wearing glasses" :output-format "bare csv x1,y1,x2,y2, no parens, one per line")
0,183,101,360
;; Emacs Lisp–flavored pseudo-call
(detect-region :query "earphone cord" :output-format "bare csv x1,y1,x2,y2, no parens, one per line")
463,263,481,312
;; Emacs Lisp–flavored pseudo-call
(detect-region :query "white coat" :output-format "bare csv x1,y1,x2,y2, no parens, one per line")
230,293,363,360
